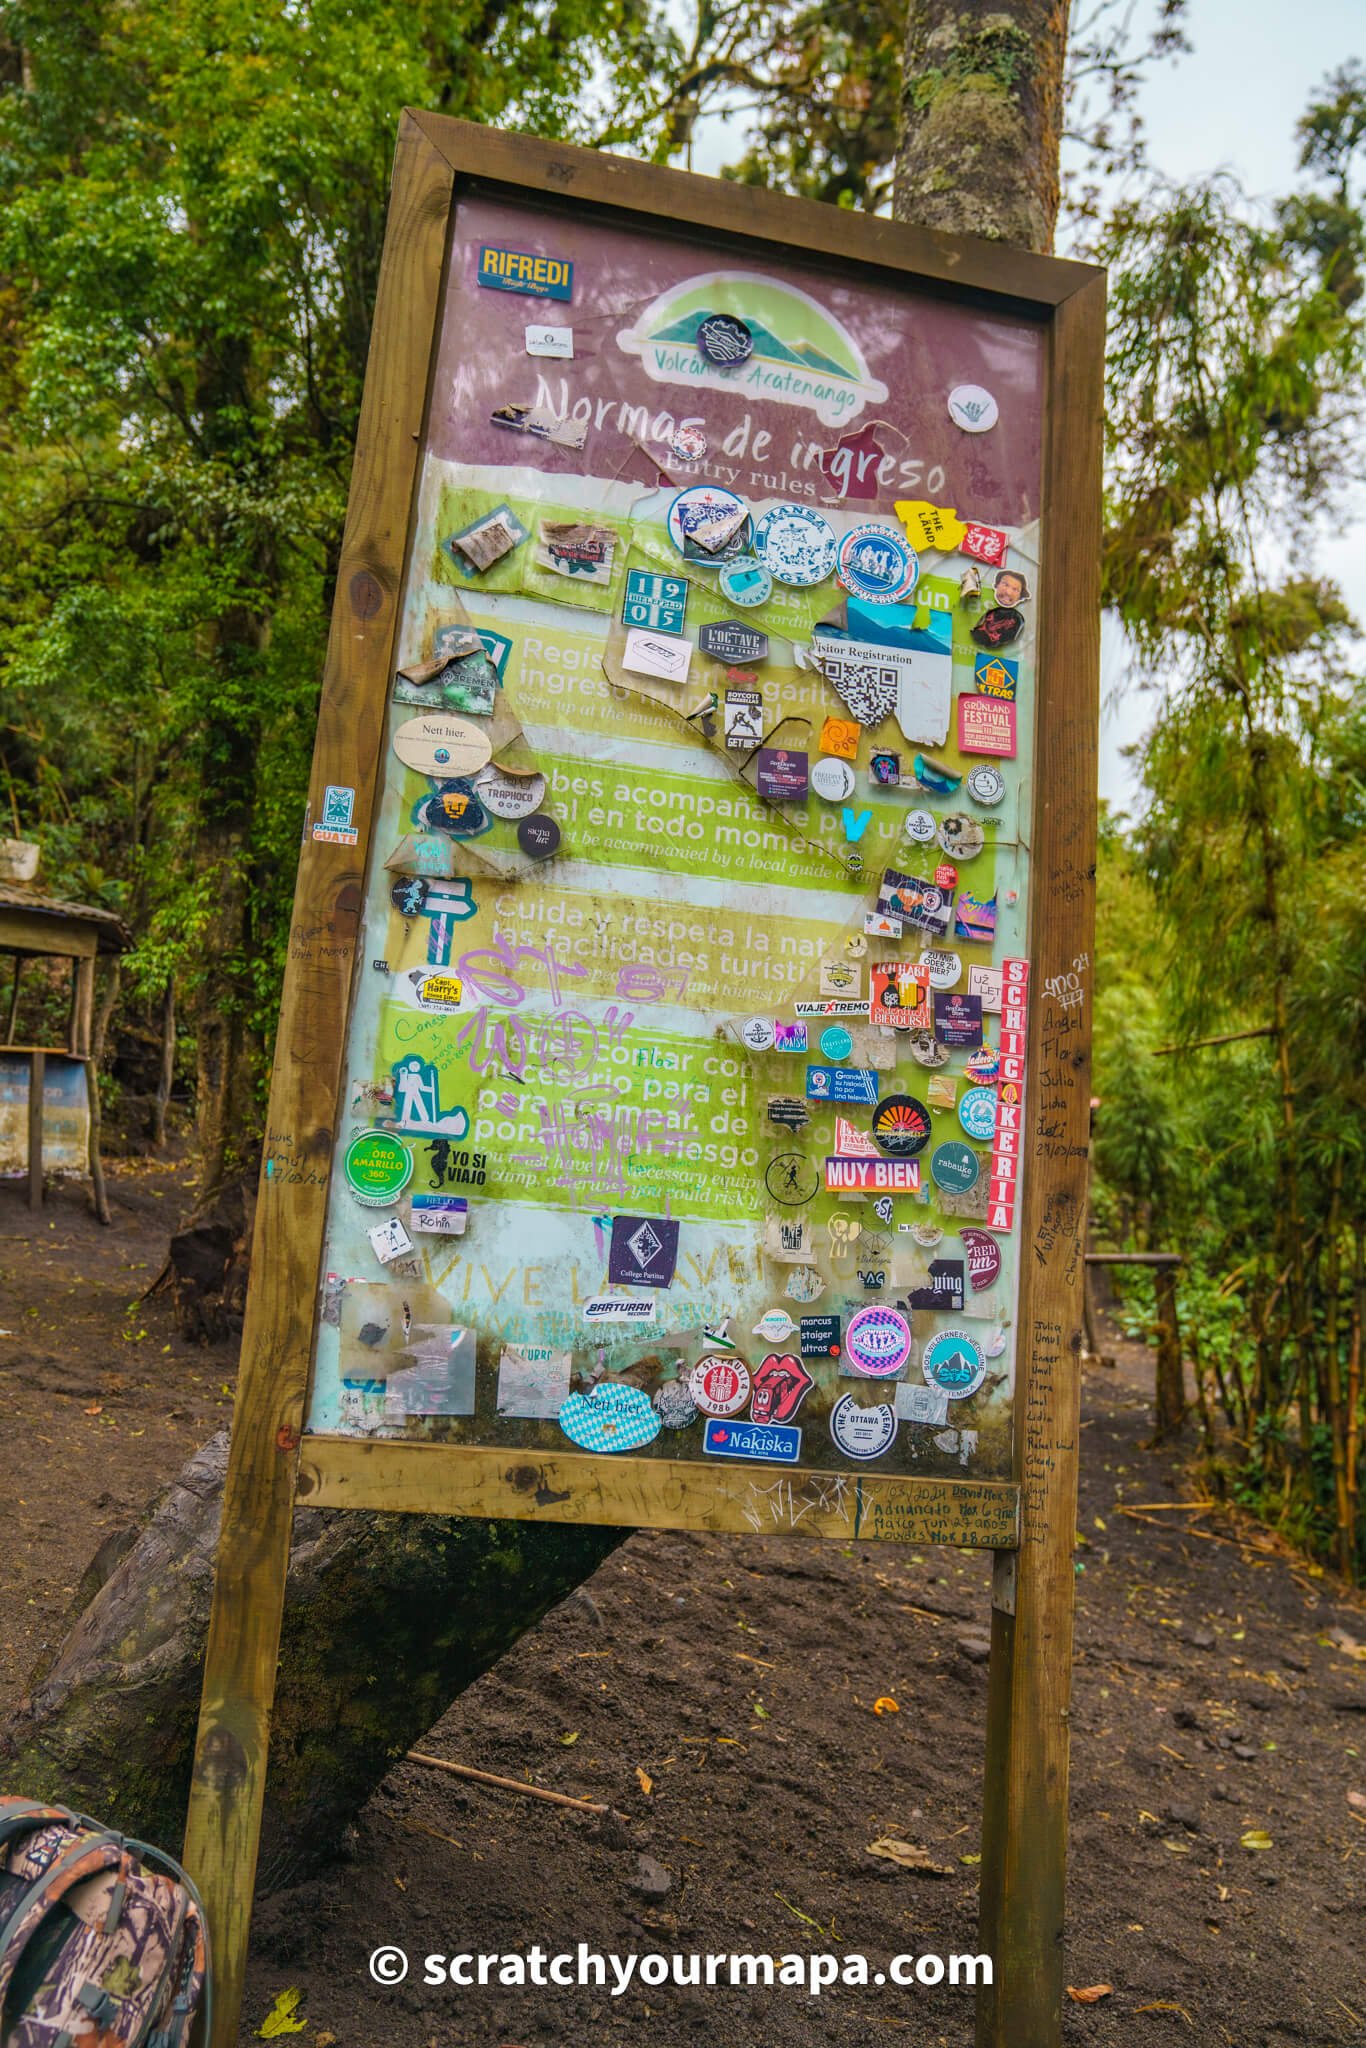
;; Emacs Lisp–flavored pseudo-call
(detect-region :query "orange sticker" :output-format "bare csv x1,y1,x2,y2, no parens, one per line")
819,715,860,760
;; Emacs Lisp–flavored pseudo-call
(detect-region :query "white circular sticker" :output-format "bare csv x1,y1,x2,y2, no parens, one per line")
830,1393,898,1461
753,505,838,587
919,948,962,990
392,714,492,779
689,1355,751,1417
966,763,1006,807
947,384,999,434
902,809,937,843
810,756,857,802
740,1016,775,1051
474,764,547,819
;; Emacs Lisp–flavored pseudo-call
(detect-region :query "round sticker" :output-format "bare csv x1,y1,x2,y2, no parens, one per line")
667,484,749,558
418,779,492,839
670,423,707,463
517,813,561,859
810,756,857,802
741,1016,776,1052
870,1095,932,1158
966,1044,1001,1084
343,1131,413,1207
930,1141,981,1193
474,764,547,819
820,1026,854,1060
834,524,919,604
906,1027,950,1068
910,1221,943,1248
966,763,1006,807
960,1228,1003,1293
902,809,937,845
937,814,985,860
719,556,773,608
697,312,753,365
689,1355,751,1417
753,505,838,588
830,1393,899,1461
845,1305,913,1378
958,1086,998,1141
654,1379,700,1429
390,875,429,918
919,948,962,990
934,862,958,889
766,1153,820,1205
922,1327,986,1398
392,714,492,779
970,606,1024,650
947,384,999,433
984,1324,1009,1359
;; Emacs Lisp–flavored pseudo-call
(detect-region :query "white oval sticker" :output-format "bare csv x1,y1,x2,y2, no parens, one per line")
392,714,492,779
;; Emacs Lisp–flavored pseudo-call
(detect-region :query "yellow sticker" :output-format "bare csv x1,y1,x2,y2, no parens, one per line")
893,500,968,553
417,975,464,1009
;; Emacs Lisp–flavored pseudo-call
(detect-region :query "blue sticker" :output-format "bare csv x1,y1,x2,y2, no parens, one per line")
841,806,872,843
805,1065,878,1104
321,785,354,831
835,524,919,604
819,1026,854,1060
718,556,774,608
477,245,573,300
389,1055,471,1140
921,1328,986,1399
623,570,688,634
702,1419,802,1463
958,1085,998,1142
559,1382,661,1453
973,651,1018,700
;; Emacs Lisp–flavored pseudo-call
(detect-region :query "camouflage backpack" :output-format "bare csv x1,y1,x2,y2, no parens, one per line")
0,1798,209,2048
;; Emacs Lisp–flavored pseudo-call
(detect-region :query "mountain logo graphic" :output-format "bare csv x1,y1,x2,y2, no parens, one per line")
617,272,889,427
626,1220,663,1269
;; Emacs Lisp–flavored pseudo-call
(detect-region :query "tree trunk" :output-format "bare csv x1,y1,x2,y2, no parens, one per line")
1152,1265,1185,1440
894,0,1073,250
0,1436,625,1889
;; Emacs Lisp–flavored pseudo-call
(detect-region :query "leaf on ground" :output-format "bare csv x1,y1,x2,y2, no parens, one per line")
866,1837,951,1876
257,1988,307,2037
1067,1985,1113,2004
1240,1828,1273,1850
873,1696,899,1715
636,1766,653,1795
752,1701,770,1720
558,1731,579,1746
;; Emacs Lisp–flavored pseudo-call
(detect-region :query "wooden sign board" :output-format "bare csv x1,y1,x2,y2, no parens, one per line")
186,112,1103,2048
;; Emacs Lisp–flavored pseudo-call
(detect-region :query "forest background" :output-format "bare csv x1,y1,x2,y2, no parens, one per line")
1,0,1363,1576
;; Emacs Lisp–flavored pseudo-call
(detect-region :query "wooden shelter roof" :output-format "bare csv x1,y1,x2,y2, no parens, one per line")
0,884,129,956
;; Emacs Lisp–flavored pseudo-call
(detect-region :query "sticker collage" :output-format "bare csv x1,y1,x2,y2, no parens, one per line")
304,193,1046,1483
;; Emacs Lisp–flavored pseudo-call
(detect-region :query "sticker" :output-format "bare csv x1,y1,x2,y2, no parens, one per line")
718,557,772,607
910,1221,942,1247
702,620,768,663
409,971,464,1012
869,960,931,1031
877,871,952,937
583,1295,658,1323
608,1214,680,1289
755,747,809,802
724,687,765,748
905,1027,949,1068
955,892,996,944
537,520,617,584
754,505,838,587
966,1043,1001,1083
933,990,984,1048
845,1304,913,1377
559,1382,662,1453
966,763,1006,807
842,807,872,842
390,1055,470,1139
443,503,528,574
957,695,1018,758
491,402,586,449
958,1086,998,1141
622,572,689,638
794,997,868,1019
820,1026,854,1060
832,1114,879,1158
689,1355,752,1416
930,1141,981,1193
765,1214,815,1265
766,1154,820,1204
835,524,919,603
962,524,1009,567
752,1309,796,1343
750,1352,815,1424
895,1381,950,1426
927,1073,958,1112
774,1020,808,1052
870,1095,932,1158
960,1228,1003,1292
970,606,1024,650
391,715,492,782
973,652,1018,700
902,809,938,845
947,383,998,433
410,1194,469,1235
367,1216,414,1265
396,645,497,716
919,948,962,991
497,1345,573,1418
983,1325,1008,1359
810,756,857,802
473,765,547,819
667,486,750,560
741,1016,776,1051
670,423,707,463
934,863,959,890
696,313,753,364
703,1419,801,1463
343,1131,413,1206
921,1328,986,1398
819,714,860,760
478,246,573,299
788,1268,824,1302
864,911,903,940
414,778,492,841
624,628,692,685
312,784,358,845
969,965,1003,1012
517,813,560,860
654,1379,700,1430
525,324,573,357
826,1155,921,1193
893,500,969,552
910,753,960,795
829,1393,898,1459
906,1258,965,1310
767,1094,810,1130
800,1314,842,1358
805,1064,878,1104
937,815,985,861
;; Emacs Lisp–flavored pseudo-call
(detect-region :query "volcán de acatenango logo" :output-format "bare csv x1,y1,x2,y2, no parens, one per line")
617,272,888,426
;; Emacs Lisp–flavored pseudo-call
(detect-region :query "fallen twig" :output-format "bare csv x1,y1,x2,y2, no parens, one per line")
406,1749,609,1815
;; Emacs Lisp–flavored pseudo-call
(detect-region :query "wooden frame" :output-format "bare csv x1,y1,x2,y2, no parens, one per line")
183,112,1102,2048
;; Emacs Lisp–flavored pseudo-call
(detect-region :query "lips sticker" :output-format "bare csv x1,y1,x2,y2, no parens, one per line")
749,1352,815,1425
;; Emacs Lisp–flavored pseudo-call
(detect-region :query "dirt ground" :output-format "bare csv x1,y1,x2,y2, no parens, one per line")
2,1164,1364,2047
